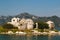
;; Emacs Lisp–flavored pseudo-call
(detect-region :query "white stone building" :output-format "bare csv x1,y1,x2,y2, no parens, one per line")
8,17,34,30
26,19,34,30
8,17,20,27
46,20,55,29
19,18,27,30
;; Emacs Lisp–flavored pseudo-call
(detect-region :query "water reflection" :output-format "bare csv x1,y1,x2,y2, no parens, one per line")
26,35,48,40
48,34,52,40
0,34,60,40
26,35,32,40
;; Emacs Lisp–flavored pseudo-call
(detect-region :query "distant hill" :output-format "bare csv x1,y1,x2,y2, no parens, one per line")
15,12,39,19
0,12,60,27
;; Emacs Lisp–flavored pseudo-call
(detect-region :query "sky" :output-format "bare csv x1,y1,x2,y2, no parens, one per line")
0,0,60,17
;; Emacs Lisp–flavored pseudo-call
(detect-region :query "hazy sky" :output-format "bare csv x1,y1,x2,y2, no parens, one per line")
0,0,60,17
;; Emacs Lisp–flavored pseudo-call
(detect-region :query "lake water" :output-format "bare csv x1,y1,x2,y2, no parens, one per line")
0,34,60,40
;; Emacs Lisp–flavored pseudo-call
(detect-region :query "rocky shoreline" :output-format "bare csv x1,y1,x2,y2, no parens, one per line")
0,31,60,36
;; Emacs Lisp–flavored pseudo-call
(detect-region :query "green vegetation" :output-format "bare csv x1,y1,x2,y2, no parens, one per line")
38,22,49,29
24,29,32,33
0,21,57,33
53,29,59,32
0,26,4,32
0,26,9,32
33,21,49,32
34,29,49,32
2,23,14,29
0,13,59,34
2,23,18,29
11,29,18,33
34,29,44,32
0,23,18,33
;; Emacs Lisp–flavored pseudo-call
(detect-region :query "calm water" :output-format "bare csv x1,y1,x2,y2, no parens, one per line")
0,34,60,40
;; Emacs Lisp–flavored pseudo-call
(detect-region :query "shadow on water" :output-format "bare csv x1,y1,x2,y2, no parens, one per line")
0,34,60,40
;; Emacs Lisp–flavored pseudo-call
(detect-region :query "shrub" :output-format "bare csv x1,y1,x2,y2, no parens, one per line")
2,23,15,29
38,22,49,29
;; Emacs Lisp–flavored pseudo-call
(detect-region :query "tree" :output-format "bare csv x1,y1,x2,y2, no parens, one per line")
2,23,15,29
38,22,49,29
33,23,36,29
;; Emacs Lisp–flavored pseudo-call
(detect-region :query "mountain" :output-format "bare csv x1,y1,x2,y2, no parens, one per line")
0,16,13,25
0,12,39,25
15,12,39,19
0,12,60,27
